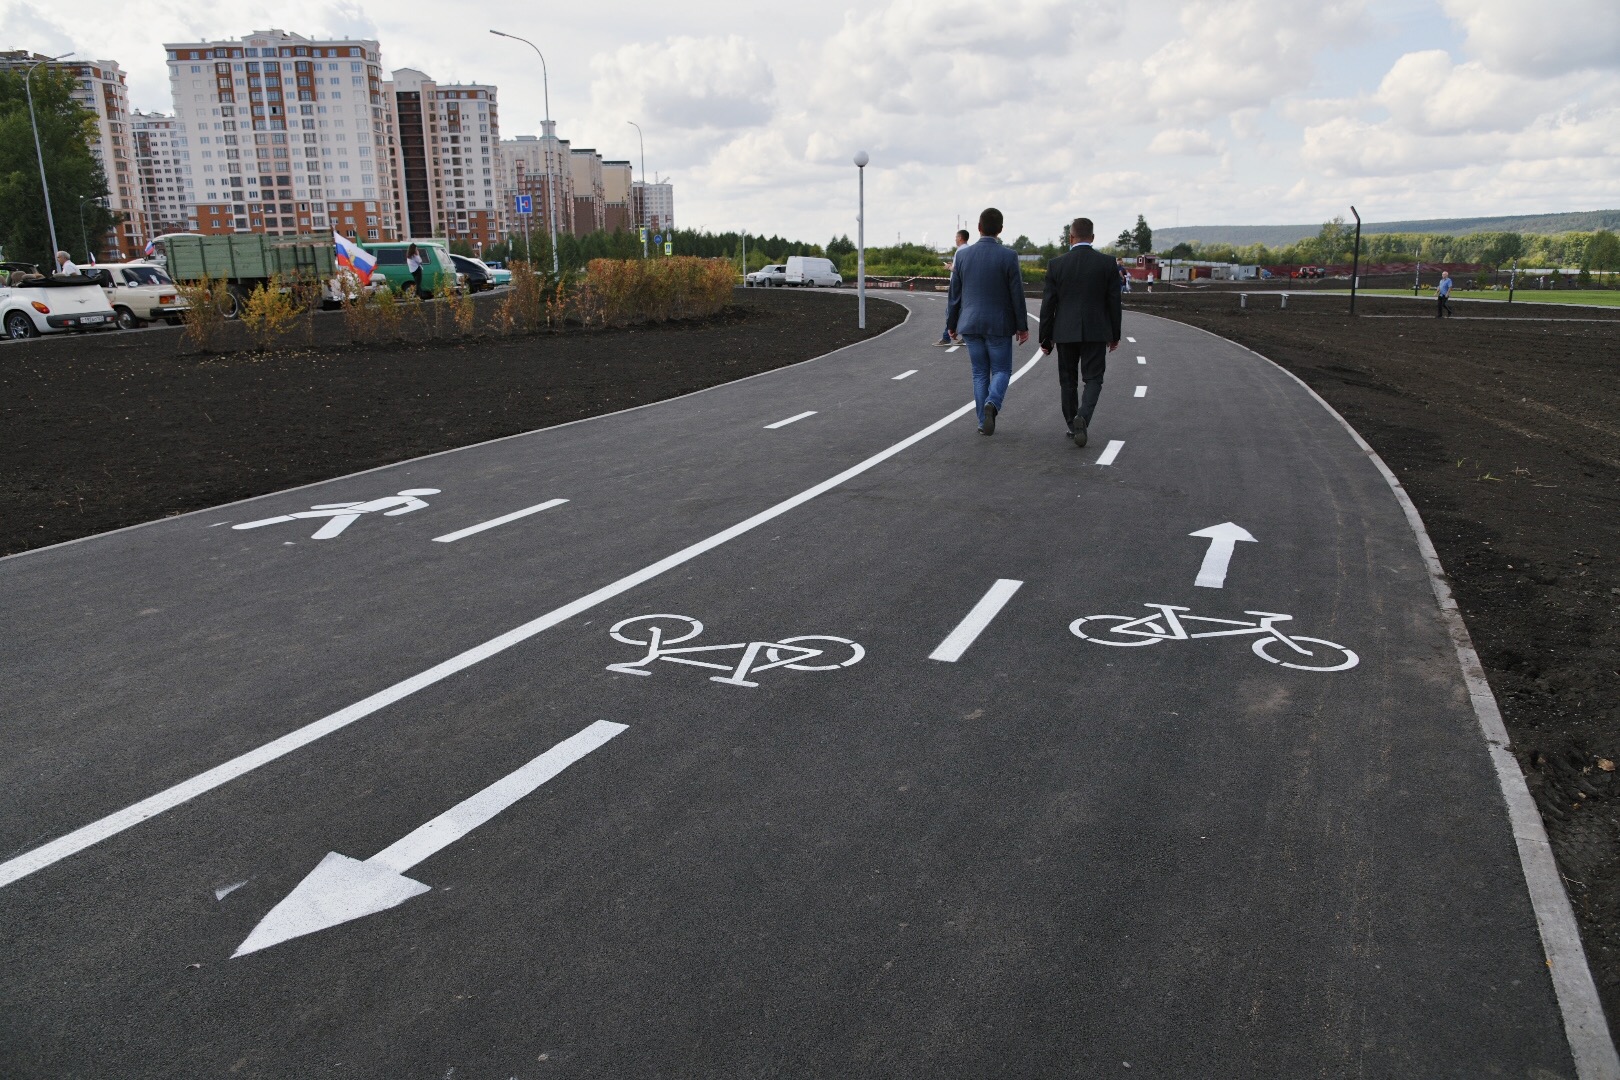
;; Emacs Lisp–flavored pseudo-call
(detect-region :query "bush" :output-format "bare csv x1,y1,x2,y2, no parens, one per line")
497,260,545,333
174,276,230,351
240,273,305,350
583,257,735,327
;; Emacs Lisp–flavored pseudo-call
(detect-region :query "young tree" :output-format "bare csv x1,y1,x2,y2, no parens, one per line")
1583,230,1619,283
826,234,856,259
1011,234,1036,254
0,66,118,264
1131,215,1153,255
1115,229,1136,254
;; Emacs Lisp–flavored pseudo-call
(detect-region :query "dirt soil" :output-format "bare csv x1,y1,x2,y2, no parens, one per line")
0,289,905,558
1130,290,1620,1035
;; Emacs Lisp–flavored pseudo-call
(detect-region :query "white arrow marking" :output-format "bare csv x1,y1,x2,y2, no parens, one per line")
233,720,626,958
1189,522,1258,589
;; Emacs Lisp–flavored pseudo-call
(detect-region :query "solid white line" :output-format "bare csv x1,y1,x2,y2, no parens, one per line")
0,346,1049,892
1095,440,1125,466
929,579,1023,662
765,410,817,429
431,499,568,543
1136,355,1147,364
1163,314,1620,1080
892,369,918,380
1134,385,1147,398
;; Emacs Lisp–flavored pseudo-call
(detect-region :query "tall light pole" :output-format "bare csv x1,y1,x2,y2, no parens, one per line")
627,120,647,258
853,150,868,329
490,30,559,276
77,195,92,262
27,52,74,265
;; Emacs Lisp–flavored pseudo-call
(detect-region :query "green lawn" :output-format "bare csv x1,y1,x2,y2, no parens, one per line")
1338,288,1620,307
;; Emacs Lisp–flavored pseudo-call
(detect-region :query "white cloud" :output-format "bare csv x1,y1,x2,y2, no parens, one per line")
588,35,775,134
1441,0,1620,77
1375,50,1564,135
1148,128,1223,156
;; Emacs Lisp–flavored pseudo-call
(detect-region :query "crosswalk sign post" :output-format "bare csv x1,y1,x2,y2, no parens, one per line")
663,241,673,256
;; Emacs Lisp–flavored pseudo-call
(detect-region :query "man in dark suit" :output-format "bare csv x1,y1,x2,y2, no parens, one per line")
947,207,1029,436
1039,217,1123,447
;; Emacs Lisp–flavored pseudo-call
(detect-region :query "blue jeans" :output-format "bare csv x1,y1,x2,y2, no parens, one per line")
963,333,1013,426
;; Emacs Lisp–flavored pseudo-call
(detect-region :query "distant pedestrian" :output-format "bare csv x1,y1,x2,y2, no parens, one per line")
946,208,1029,435
1437,271,1453,317
54,250,79,276
934,229,971,346
405,243,425,296
1039,217,1122,447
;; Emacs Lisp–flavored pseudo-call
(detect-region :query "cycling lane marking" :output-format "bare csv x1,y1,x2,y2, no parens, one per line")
1137,355,1147,365
892,370,918,381
1095,440,1125,466
1134,386,1147,398
765,411,818,429
928,579,1024,662
0,347,1049,892
431,499,569,543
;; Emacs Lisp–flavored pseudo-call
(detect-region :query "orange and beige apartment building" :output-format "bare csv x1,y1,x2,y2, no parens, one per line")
385,69,503,253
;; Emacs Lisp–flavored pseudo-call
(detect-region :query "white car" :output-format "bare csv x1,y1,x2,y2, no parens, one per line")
747,264,787,287
99,262,188,329
784,255,843,288
1,271,118,339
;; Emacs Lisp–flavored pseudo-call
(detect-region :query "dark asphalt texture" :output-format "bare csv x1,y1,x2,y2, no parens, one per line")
0,293,1576,1077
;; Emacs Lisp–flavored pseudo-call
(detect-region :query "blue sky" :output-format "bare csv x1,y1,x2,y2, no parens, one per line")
5,0,1616,246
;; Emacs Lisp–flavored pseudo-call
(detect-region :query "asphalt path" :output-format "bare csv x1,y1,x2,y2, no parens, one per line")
0,291,1591,1077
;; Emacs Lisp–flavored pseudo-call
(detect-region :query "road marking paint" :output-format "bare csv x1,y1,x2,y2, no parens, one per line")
1134,385,1147,398
929,579,1024,662
0,348,1049,892
431,498,568,543
234,720,627,957
1136,355,1147,364
765,411,817,429
1096,440,1125,466
1189,522,1258,589
1127,336,1136,343
214,879,248,900
893,369,918,380
946,345,960,353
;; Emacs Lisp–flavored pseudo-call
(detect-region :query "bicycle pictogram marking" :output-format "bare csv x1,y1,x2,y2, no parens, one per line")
1069,604,1358,672
606,615,865,688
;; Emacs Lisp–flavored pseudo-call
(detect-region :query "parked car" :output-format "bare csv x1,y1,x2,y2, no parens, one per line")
485,263,512,287
747,264,787,287
1,271,117,338
784,256,842,288
450,254,495,293
99,262,188,328
363,241,461,298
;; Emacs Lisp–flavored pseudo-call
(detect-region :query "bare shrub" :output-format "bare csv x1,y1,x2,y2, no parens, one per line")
497,260,544,334
174,275,230,351
586,257,735,327
240,273,304,350
439,273,477,336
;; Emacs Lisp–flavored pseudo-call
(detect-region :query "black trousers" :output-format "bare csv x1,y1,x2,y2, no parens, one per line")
1057,341,1108,429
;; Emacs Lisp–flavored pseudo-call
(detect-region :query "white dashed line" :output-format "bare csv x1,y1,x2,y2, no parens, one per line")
929,579,1024,662
1137,355,1147,365
1095,440,1125,466
765,411,818,429
1134,386,1147,398
432,499,569,543
946,345,960,353
1127,336,1136,343
893,369,918,380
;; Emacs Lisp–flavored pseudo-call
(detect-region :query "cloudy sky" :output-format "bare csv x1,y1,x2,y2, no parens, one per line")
6,0,1617,246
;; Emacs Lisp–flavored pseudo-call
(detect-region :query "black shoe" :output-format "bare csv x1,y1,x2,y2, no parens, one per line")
1073,417,1088,447
982,403,997,435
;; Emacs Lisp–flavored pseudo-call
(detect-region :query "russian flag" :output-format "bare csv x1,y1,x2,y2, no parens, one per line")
143,238,156,258
333,229,376,284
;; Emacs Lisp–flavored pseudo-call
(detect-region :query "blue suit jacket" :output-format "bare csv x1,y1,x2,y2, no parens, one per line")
946,237,1028,337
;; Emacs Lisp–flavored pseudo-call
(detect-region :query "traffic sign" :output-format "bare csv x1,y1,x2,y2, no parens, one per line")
664,242,673,256
653,233,662,244
515,194,532,215
638,227,647,242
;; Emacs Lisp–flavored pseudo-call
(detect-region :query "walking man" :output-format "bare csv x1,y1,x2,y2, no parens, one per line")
1436,270,1453,317
933,229,971,347
1039,217,1122,447
946,208,1029,435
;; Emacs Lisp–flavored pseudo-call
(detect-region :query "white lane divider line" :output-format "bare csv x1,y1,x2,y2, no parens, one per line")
1127,336,1136,343
1136,355,1147,365
431,498,568,543
929,579,1024,662
1134,385,1147,398
946,345,960,353
233,720,627,957
0,348,1050,892
765,411,817,429
893,369,918,381
1096,440,1125,466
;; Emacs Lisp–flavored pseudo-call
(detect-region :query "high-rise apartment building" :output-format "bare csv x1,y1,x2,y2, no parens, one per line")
385,69,502,250
602,161,633,234
131,111,192,236
634,180,675,234
500,128,574,239
163,29,400,240
0,52,143,258
568,149,606,235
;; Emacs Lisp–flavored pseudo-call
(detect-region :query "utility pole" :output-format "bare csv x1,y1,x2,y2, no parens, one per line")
854,151,869,330
1348,205,1362,316
1508,258,1518,303
490,31,560,276
627,120,647,258
27,52,74,264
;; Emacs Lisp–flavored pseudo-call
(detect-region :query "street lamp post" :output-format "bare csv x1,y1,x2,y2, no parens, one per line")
854,150,868,330
490,30,560,276
627,120,647,258
26,52,74,265
77,195,92,262
1348,205,1362,316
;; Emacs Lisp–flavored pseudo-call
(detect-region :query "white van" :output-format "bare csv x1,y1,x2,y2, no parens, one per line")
784,256,842,288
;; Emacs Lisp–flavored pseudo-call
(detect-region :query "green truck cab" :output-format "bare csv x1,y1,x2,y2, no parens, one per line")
361,241,461,298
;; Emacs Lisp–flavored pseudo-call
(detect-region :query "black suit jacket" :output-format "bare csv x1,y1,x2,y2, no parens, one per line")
1039,245,1123,345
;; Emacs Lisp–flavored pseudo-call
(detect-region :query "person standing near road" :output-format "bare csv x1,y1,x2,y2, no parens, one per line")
1437,270,1453,318
947,208,1029,435
405,243,425,297
1039,217,1122,447
933,229,971,347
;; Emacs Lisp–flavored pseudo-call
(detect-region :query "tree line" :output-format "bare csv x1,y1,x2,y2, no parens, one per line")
0,67,120,265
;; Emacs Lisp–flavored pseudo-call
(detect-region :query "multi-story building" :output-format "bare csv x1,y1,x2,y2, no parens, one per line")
0,51,143,258
568,149,606,235
131,111,192,237
634,179,675,235
602,160,634,234
385,69,501,251
500,128,574,241
163,29,401,240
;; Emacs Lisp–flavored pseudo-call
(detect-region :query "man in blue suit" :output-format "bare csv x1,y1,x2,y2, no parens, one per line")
946,207,1029,435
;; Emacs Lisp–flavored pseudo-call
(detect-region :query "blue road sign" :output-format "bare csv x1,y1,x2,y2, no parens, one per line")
653,234,662,244
515,195,533,215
